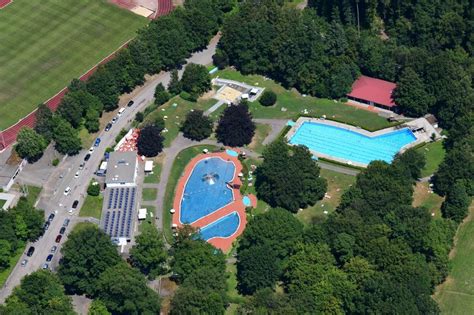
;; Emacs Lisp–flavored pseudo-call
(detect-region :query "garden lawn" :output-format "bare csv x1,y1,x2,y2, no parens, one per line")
435,202,474,314
144,163,162,184
415,140,445,177
296,169,356,225
24,185,41,205
162,145,218,242
142,188,157,202
214,69,396,131
0,0,147,129
79,194,103,219
142,96,217,147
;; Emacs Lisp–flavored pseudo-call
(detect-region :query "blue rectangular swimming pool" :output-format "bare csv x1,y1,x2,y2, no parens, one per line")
289,122,416,165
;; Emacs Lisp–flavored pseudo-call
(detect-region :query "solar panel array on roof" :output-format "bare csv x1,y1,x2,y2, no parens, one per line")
101,186,137,239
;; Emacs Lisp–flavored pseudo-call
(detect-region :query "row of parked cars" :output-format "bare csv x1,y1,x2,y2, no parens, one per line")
22,215,70,269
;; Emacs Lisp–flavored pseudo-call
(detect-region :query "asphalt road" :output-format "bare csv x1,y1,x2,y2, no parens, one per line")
0,34,220,303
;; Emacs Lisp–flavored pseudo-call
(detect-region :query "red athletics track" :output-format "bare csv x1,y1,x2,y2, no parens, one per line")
0,0,174,151
172,151,256,252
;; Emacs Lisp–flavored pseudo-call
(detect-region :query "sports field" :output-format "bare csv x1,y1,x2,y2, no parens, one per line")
0,0,147,130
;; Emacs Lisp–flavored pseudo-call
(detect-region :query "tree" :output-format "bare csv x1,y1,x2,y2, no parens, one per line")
212,49,229,69
259,89,277,106
392,148,426,181
87,181,100,196
284,243,356,314
441,181,470,223
255,141,327,212
58,224,121,296
3,270,74,314
52,118,82,155
15,127,47,162
87,66,120,112
393,67,434,117
137,125,164,157
34,104,54,141
180,63,211,98
238,288,297,314
10,198,45,242
181,110,213,141
134,112,144,123
85,108,100,133
216,102,256,147
130,225,167,279
170,286,226,315
57,93,84,128
154,83,171,106
88,300,111,315
172,239,226,283
95,263,161,315
433,141,473,196
0,240,11,269
168,69,181,95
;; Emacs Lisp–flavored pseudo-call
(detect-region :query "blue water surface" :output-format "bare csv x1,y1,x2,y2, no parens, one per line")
180,157,235,223
242,196,251,207
226,149,239,157
289,122,416,165
199,212,240,240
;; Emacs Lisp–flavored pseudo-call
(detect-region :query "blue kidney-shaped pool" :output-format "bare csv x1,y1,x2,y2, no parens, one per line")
180,157,235,224
289,122,416,165
198,212,240,241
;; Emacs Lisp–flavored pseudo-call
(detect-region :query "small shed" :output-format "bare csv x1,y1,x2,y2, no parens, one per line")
241,93,249,100
138,208,147,220
144,160,154,173
250,88,259,95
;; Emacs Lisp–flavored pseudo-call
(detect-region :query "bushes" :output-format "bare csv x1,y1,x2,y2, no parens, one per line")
259,90,277,106
154,83,171,106
87,181,100,197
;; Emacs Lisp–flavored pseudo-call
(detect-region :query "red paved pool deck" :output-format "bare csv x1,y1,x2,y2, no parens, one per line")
172,151,248,252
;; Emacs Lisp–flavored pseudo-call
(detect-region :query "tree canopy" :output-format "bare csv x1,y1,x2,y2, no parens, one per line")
137,125,165,157
181,110,213,141
216,102,256,147
180,63,211,99
255,140,327,212
15,127,48,162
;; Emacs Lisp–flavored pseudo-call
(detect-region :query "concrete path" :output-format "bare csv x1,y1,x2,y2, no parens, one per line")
204,100,225,116
253,118,288,145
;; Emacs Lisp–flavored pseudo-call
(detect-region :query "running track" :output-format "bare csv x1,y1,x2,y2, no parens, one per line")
0,0,173,150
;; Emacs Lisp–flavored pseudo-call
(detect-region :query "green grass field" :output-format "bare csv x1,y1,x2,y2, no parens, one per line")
0,0,147,129
415,140,446,177
79,194,103,219
435,203,474,314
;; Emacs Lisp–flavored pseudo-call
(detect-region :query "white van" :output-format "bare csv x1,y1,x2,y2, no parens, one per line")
117,107,126,116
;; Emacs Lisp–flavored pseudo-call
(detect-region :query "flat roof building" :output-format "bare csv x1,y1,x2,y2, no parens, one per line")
101,151,138,242
347,75,397,111
105,151,137,187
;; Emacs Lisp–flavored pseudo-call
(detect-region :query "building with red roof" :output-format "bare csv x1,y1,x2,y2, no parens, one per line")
347,75,398,111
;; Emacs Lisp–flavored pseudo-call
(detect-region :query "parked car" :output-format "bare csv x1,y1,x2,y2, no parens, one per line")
72,200,79,209
42,263,49,270
79,162,85,170
21,259,28,267
111,117,118,124
63,219,70,227
26,246,35,257
105,123,112,132
43,221,50,231
64,186,71,195
84,154,91,161
118,107,125,116
94,138,101,147
55,235,62,243
127,100,134,107
46,254,53,262
74,171,80,178
88,147,94,153
48,213,55,222
59,227,66,235
50,245,57,253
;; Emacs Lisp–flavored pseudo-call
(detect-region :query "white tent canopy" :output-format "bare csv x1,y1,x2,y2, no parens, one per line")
144,160,154,172
138,208,147,220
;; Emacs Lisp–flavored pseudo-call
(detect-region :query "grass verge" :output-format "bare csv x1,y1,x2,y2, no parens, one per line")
0,245,24,287
415,140,446,177
79,194,103,219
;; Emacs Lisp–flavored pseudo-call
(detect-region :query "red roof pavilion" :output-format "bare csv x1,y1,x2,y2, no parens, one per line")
347,75,397,108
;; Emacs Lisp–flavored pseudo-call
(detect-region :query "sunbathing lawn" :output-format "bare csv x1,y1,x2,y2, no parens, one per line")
142,188,157,202
247,123,271,154
0,0,147,129
142,96,217,147
413,182,444,218
79,194,103,219
296,169,356,225
162,145,219,242
214,69,396,131
415,140,446,177
435,202,474,314
144,163,162,184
